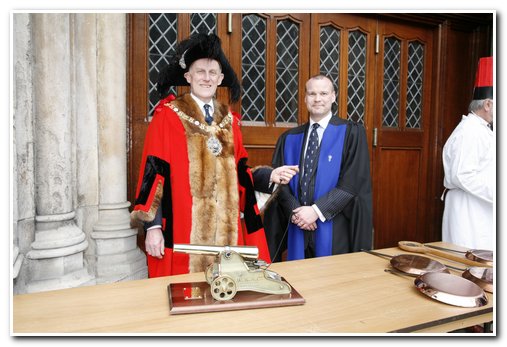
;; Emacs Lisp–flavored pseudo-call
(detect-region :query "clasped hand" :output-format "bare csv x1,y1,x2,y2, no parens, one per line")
291,206,318,231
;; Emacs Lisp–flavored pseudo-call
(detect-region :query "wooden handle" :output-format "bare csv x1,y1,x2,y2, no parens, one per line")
397,241,426,253
398,241,492,268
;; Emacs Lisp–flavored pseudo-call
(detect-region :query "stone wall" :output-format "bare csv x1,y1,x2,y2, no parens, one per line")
12,13,147,294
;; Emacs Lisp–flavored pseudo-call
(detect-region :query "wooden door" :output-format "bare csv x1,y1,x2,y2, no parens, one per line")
308,14,434,248
229,13,310,166
309,13,377,170
371,20,433,248
127,13,436,250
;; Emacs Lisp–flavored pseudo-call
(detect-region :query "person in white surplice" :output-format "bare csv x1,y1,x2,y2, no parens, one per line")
442,56,494,250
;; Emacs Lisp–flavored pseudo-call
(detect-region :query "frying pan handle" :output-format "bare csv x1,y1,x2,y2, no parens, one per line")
425,248,490,268
398,241,425,253
361,249,393,259
398,241,492,268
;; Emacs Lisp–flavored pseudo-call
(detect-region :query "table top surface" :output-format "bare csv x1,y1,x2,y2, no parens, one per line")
12,242,494,334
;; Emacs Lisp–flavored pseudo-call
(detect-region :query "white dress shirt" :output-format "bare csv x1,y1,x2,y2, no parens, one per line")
304,112,333,222
190,93,214,120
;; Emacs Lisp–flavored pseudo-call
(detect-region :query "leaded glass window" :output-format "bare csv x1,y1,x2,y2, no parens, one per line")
319,25,340,115
406,41,424,129
347,30,366,124
147,14,217,120
382,37,401,128
275,20,299,124
148,13,178,117
190,13,217,35
241,15,267,123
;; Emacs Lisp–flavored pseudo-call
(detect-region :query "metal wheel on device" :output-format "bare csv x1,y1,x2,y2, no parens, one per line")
211,275,237,301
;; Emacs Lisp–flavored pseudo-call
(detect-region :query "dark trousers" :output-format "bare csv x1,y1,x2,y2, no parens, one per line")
304,232,315,258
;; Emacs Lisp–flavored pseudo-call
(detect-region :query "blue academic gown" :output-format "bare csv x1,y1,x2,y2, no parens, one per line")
264,116,373,261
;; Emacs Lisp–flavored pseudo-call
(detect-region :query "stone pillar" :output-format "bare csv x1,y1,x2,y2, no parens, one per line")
90,13,147,282
26,13,94,292
12,13,33,287
13,138,23,281
73,13,100,276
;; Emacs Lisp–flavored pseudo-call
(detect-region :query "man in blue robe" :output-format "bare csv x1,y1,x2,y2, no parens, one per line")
265,75,373,261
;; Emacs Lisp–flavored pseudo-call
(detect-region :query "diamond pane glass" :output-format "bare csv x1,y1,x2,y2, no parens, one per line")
148,13,178,117
276,20,299,123
347,30,366,124
382,37,401,128
241,15,267,122
190,13,217,35
319,26,340,115
406,41,424,129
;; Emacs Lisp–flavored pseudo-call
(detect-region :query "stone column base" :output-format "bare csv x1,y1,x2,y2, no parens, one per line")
93,237,148,283
91,203,148,283
25,212,95,293
25,268,95,293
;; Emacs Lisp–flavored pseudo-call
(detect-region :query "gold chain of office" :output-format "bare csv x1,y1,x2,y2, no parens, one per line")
166,102,233,156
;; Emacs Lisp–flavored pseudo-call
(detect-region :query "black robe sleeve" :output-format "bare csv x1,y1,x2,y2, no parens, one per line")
252,167,274,194
314,123,369,219
263,132,300,262
330,123,373,252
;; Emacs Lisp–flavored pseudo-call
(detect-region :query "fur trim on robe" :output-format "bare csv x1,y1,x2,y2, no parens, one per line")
171,94,239,272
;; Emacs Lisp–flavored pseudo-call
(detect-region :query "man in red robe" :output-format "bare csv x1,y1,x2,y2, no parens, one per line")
131,33,298,277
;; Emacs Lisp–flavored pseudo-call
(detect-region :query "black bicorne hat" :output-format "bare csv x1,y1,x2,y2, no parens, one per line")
157,33,241,102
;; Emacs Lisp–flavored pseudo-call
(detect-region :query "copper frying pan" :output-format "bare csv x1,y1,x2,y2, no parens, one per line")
362,250,451,275
423,244,493,266
414,272,489,308
390,254,451,276
462,267,493,293
398,241,492,268
396,242,494,293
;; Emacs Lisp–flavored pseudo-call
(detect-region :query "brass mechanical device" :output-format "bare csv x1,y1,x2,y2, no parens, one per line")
173,244,292,301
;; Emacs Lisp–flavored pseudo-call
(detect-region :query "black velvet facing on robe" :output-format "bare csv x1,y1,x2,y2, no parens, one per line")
237,158,263,234
135,155,174,247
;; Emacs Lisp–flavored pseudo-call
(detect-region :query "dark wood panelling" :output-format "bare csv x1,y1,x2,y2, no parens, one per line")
127,13,149,209
244,148,276,168
426,21,493,242
371,19,433,248
378,13,493,31
375,148,422,248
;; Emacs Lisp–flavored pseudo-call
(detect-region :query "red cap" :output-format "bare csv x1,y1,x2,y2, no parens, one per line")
473,56,493,100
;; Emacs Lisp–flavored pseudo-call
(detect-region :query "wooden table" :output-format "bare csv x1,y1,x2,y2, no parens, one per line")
12,242,494,334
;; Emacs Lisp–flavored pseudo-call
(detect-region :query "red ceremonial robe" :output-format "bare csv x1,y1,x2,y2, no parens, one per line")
131,93,270,277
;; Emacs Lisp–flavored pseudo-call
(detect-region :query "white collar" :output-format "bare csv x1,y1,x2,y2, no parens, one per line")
190,93,213,112
469,111,490,128
309,112,332,130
